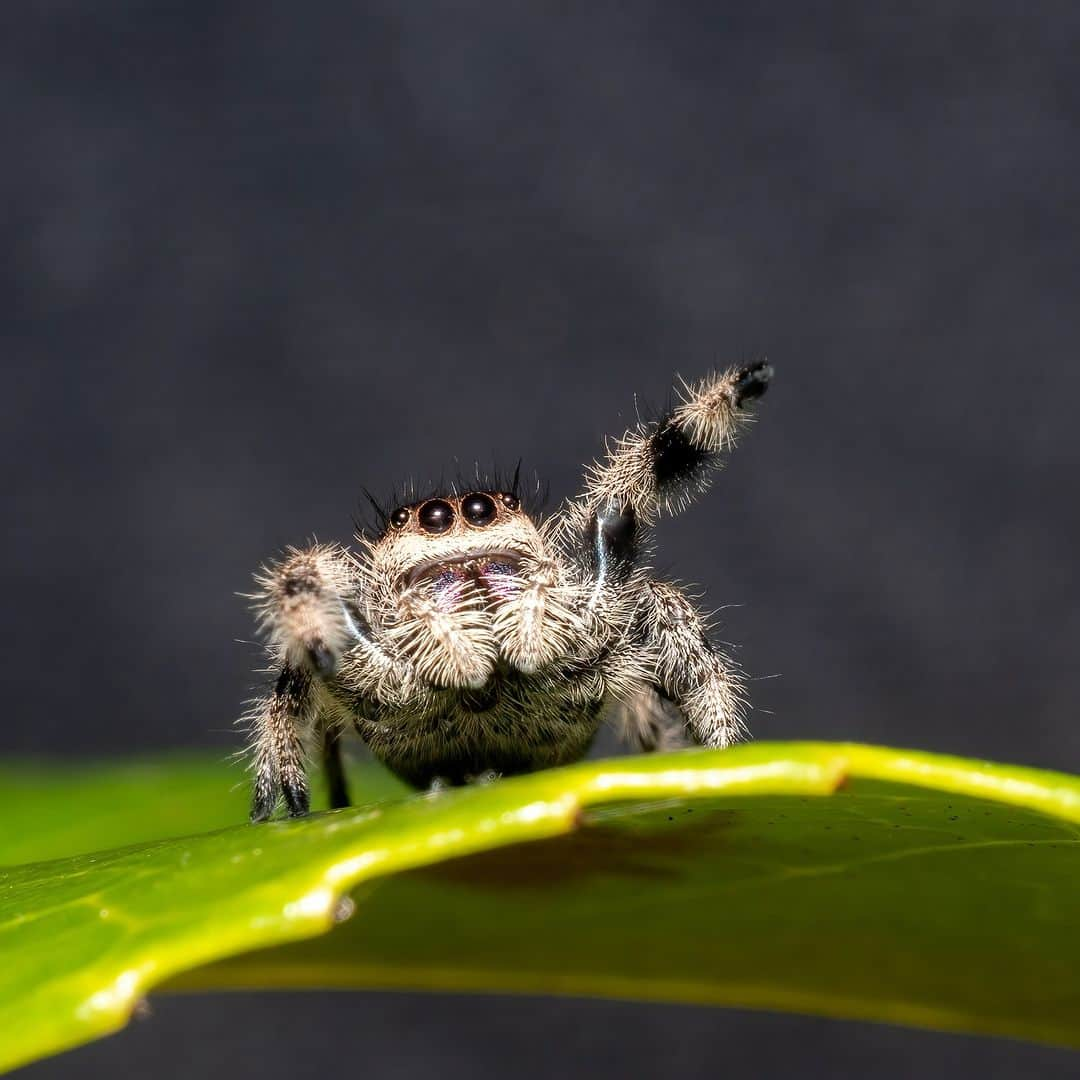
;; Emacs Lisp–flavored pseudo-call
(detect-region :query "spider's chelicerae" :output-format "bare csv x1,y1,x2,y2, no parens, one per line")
245,363,772,821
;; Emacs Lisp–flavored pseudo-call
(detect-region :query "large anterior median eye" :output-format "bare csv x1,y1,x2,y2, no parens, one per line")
462,492,497,527
418,499,454,533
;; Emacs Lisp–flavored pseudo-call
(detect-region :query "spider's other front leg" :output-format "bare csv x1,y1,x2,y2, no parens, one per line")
248,674,352,821
250,544,391,817
583,362,772,524
256,542,406,697
642,580,747,749
254,544,358,676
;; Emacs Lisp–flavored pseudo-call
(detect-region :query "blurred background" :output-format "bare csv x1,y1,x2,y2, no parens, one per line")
5,2,1079,1076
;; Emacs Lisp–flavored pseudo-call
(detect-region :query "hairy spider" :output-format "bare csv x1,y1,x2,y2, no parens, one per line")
245,363,772,821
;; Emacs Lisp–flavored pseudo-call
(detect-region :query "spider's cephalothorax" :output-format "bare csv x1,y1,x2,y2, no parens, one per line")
245,364,772,820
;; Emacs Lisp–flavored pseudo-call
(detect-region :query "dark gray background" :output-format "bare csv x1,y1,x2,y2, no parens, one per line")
6,2,1079,1076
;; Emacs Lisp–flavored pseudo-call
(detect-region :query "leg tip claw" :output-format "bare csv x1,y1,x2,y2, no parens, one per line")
733,361,773,407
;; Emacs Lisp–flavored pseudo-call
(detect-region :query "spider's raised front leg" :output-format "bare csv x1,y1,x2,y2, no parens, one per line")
564,363,772,612
640,580,747,749
582,362,772,525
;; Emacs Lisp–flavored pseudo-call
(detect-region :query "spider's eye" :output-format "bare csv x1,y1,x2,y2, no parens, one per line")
500,492,520,511
389,507,410,529
418,499,454,534
462,492,497,527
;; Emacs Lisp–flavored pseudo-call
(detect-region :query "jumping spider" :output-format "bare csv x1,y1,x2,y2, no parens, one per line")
246,363,772,821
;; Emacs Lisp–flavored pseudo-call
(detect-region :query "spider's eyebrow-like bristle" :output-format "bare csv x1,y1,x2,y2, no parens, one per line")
361,487,389,524
445,459,530,502
357,460,551,536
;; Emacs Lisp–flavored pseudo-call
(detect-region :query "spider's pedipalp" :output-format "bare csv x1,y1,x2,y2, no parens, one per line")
491,554,584,672
389,583,499,688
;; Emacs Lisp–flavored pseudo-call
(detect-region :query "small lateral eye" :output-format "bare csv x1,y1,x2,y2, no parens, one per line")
462,492,497,527
418,499,454,534
389,506,410,529
499,492,520,511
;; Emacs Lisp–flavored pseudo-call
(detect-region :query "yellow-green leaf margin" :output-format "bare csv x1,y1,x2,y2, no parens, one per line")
4,742,1080,1072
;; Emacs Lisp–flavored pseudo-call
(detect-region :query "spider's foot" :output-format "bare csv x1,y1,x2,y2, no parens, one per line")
282,776,311,817
732,361,773,407
250,794,277,824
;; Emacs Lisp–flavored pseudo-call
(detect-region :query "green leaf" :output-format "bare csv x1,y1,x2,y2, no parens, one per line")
4,743,1080,1072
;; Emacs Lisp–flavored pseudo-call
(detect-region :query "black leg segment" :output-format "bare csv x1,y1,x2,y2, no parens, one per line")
322,723,351,810
588,500,639,589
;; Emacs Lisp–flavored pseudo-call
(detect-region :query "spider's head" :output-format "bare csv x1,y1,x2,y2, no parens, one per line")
366,490,546,606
